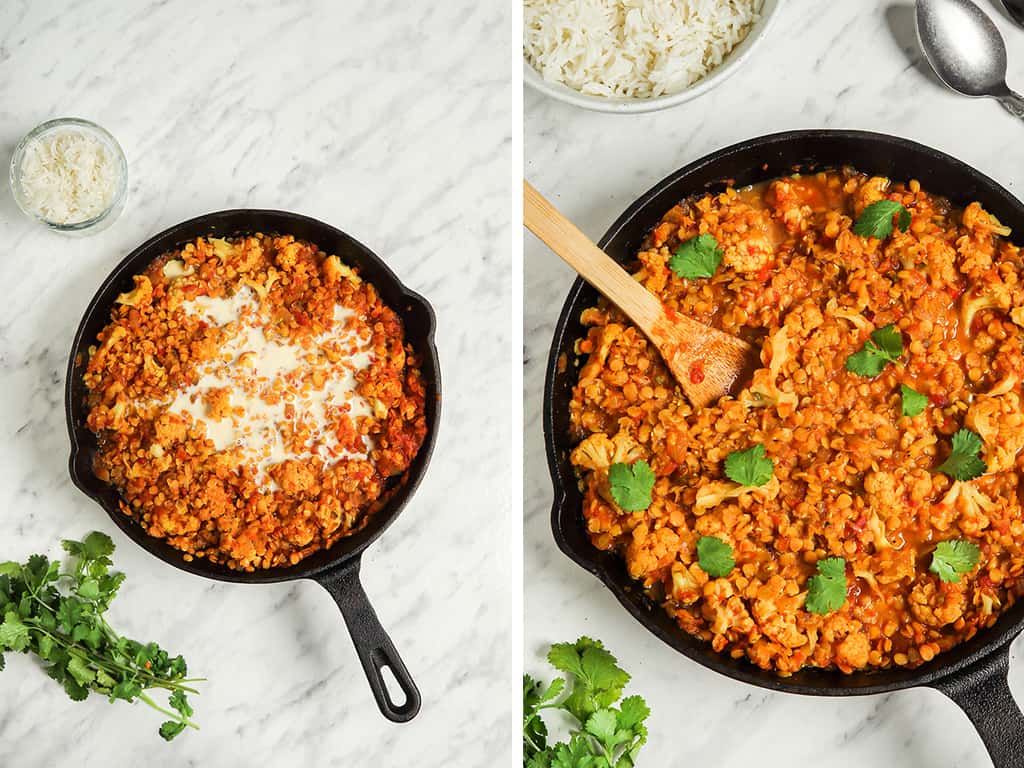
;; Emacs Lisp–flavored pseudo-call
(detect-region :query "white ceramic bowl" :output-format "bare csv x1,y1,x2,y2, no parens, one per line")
524,0,782,114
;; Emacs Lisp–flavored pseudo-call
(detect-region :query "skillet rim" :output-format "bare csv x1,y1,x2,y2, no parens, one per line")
543,129,1024,695
65,208,440,585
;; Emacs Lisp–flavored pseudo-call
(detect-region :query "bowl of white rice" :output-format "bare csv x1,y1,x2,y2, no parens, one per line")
524,0,781,113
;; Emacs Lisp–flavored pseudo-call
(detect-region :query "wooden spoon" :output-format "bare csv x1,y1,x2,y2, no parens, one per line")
524,180,755,408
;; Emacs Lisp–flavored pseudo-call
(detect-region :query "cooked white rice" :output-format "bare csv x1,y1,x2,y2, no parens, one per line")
524,0,763,100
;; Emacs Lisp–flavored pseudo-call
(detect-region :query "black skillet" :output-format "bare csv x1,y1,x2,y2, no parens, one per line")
543,130,1024,766
65,210,440,723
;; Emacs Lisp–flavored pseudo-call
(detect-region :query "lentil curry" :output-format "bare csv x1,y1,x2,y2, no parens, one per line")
84,235,427,571
569,170,1024,674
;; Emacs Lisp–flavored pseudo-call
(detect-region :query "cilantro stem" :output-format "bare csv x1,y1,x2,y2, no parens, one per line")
23,620,200,694
138,692,200,731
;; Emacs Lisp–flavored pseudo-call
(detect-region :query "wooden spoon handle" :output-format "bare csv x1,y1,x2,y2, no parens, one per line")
523,180,662,335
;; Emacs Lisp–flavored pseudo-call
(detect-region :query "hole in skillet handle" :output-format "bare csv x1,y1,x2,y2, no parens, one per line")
314,556,421,722
930,644,1024,767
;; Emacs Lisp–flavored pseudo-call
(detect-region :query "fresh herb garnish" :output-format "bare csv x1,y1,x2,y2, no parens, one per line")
696,536,735,578
608,460,656,511
805,557,847,615
845,324,903,377
901,384,928,417
852,200,912,240
930,540,981,583
0,533,201,740
936,429,987,482
668,234,723,280
724,444,774,487
524,637,650,768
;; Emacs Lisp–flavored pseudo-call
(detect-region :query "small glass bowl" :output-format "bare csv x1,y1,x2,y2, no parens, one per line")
9,117,128,236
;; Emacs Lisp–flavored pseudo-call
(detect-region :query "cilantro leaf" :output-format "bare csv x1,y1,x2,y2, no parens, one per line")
901,384,927,417
618,695,650,731
930,540,981,583
0,611,30,652
936,429,987,481
159,721,187,741
852,200,912,239
696,536,735,578
67,653,97,686
169,690,194,718
82,532,115,559
608,460,655,512
846,324,904,377
63,678,90,702
527,637,650,768
805,557,847,615
548,637,630,723
584,708,619,744
724,444,774,487
668,234,723,279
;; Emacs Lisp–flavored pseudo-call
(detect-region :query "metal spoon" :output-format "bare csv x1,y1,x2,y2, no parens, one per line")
998,0,1024,28
916,0,1024,118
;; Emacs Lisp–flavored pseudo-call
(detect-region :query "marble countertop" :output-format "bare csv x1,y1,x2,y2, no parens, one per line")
0,1,518,766
524,1,1024,766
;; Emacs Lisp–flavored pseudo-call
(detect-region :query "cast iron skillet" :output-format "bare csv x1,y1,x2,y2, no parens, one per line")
544,131,1024,766
66,210,440,723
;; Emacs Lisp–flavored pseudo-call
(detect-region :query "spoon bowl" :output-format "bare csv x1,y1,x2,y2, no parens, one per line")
998,0,1024,29
916,0,1024,115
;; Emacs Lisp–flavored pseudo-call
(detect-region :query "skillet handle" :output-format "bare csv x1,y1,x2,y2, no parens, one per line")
314,557,421,723
931,645,1024,767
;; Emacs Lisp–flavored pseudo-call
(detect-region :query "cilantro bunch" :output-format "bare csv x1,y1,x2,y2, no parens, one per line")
0,532,201,741
524,637,650,768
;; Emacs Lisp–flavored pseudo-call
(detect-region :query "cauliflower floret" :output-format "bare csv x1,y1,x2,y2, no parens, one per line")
832,308,873,334
962,202,1012,237
965,392,1024,473
322,254,360,284
275,240,303,271
766,178,814,232
243,268,279,299
115,275,153,307
835,631,870,669
571,432,644,472
960,283,1011,331
625,525,680,579
670,562,708,605
577,324,622,388
721,230,774,274
695,476,780,514
738,326,798,416
752,596,806,648
209,237,234,260
987,373,1019,397
852,176,890,216
865,512,892,550
940,480,996,535
701,580,755,636
204,387,232,421
162,259,193,280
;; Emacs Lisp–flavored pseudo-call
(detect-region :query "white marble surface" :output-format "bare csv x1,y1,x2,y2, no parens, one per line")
524,2,1024,766
0,1,520,766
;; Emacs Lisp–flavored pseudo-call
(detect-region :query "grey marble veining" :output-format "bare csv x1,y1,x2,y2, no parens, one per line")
0,1,520,766
524,1,1024,766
